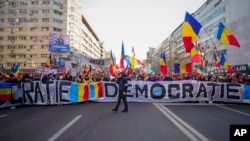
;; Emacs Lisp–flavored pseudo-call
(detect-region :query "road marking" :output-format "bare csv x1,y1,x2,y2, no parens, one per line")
216,105,250,117
0,114,7,118
47,115,82,141
160,103,218,106
154,103,210,141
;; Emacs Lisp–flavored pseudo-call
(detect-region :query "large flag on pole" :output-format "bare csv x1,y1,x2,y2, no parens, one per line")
213,53,221,68
182,12,202,53
174,63,192,74
45,53,52,68
109,50,115,75
124,55,144,69
159,52,168,75
220,53,233,73
216,22,240,48
120,41,125,69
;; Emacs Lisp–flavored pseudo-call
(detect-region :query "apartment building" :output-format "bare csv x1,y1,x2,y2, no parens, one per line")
0,0,104,72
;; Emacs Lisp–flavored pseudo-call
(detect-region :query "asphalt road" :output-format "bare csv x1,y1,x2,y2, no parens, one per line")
0,102,250,141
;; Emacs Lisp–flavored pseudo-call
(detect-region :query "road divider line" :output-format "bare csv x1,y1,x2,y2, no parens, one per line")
154,103,210,141
47,115,82,141
216,105,250,117
154,103,200,141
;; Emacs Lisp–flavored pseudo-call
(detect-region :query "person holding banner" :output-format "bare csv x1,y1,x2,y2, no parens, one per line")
112,72,129,112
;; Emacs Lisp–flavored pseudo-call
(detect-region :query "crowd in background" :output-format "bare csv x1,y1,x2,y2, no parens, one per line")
0,71,250,85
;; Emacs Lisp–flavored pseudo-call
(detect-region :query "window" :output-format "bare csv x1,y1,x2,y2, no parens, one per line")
18,36,26,40
18,27,24,31
30,18,38,22
0,37,4,40
30,27,38,31
42,18,49,22
31,10,38,14
42,27,49,31
8,36,16,41
41,45,47,49
31,1,38,5
0,46,3,50
19,18,27,23
54,1,62,7
30,27,37,31
201,7,224,25
41,54,48,58
0,28,4,31
0,19,4,23
19,9,27,14
53,18,62,24
7,45,14,49
54,10,62,15
0,10,4,15
18,54,26,58
53,27,62,32
8,18,15,23
18,45,26,49
19,2,28,6
9,55,16,58
41,36,48,40
43,1,50,5
30,36,37,40
42,9,50,14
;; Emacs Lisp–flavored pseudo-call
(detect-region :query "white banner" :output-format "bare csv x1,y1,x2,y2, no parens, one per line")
1,80,249,108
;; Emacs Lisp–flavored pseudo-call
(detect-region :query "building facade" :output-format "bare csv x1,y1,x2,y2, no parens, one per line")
0,0,104,71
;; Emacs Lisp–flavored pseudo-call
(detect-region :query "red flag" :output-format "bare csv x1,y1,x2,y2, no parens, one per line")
119,41,125,69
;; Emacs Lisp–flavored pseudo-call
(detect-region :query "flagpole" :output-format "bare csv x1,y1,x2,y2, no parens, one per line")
202,27,221,56
202,27,222,74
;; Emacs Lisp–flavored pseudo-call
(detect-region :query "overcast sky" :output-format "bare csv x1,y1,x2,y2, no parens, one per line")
80,0,206,63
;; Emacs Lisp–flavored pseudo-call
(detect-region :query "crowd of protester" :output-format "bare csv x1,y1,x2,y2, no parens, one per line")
0,71,250,85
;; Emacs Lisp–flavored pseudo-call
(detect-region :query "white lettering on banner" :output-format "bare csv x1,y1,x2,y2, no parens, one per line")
0,80,248,108
37,67,49,73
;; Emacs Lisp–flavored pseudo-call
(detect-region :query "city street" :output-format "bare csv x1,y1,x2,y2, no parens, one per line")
0,102,250,141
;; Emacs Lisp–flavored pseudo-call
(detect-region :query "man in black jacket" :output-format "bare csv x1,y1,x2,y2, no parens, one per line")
112,72,128,112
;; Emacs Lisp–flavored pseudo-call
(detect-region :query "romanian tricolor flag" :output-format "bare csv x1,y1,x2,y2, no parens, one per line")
109,50,115,75
70,83,89,103
174,63,192,74
120,41,125,69
214,53,221,68
182,12,202,53
220,53,233,74
217,22,240,48
89,82,103,99
191,43,201,62
45,53,52,68
0,83,12,101
13,64,21,78
124,55,144,69
159,52,168,75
